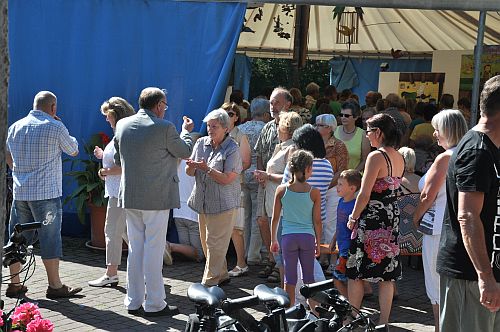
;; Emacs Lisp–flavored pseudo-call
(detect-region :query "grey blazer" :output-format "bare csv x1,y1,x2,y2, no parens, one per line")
114,109,193,210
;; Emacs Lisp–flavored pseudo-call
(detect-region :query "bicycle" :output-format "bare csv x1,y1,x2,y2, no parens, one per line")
1,221,42,331
186,279,387,332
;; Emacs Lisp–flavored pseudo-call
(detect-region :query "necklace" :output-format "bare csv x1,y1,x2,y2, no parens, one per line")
343,126,356,135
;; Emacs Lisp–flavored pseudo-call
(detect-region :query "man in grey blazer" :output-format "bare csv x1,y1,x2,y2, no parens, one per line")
114,87,194,317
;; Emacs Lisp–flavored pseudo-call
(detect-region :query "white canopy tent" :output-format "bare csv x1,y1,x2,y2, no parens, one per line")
237,4,500,59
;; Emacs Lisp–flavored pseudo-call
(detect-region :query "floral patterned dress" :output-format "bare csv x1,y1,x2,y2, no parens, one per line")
346,150,403,282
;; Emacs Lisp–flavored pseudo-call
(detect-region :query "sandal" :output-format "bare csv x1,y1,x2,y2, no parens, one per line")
258,261,275,278
5,284,28,298
267,268,280,283
46,284,83,299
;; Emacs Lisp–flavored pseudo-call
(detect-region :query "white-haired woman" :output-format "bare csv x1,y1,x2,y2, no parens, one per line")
315,114,348,272
186,109,242,287
413,110,468,332
398,147,421,194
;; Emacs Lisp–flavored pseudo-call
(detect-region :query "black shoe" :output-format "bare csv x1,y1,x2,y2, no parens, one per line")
128,306,143,316
217,278,231,287
143,305,179,317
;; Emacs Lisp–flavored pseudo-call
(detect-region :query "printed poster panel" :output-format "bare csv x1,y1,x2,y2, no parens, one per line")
398,73,445,103
460,45,500,92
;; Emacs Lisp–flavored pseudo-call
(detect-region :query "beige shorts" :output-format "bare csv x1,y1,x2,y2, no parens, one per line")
234,207,245,230
256,185,267,218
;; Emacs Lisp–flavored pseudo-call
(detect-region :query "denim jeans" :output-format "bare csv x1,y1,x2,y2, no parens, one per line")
9,197,62,259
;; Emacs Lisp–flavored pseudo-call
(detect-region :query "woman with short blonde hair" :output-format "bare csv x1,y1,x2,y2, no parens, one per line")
89,97,135,288
413,109,467,332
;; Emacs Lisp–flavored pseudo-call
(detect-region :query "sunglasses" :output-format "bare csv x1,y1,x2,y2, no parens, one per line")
340,113,353,118
227,112,236,118
315,124,330,128
366,127,378,133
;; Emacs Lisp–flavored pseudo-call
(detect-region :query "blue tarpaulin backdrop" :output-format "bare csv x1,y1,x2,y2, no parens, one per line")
8,0,246,234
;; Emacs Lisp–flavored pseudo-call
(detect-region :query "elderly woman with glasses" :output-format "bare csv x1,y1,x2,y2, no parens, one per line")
220,102,252,278
315,114,349,272
335,100,370,172
186,109,242,287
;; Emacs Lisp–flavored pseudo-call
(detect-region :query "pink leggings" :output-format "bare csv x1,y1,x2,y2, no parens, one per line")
281,233,315,285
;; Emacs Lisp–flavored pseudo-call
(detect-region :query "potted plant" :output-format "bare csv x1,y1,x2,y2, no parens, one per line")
64,132,111,248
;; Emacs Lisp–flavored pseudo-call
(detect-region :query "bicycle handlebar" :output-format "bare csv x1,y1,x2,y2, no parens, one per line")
299,278,336,298
14,222,42,234
3,222,42,267
221,295,260,314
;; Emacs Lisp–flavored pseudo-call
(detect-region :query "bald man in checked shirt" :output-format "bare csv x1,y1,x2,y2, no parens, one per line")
6,91,82,299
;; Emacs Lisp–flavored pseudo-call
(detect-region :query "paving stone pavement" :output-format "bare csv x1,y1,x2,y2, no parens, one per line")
2,237,434,331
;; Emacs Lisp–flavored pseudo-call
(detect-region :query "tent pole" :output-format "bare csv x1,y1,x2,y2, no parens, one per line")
291,5,310,87
470,11,486,127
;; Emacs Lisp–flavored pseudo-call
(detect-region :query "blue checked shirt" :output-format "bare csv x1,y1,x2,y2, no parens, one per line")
7,110,79,201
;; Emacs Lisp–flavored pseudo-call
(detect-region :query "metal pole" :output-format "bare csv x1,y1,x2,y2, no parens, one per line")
194,0,500,11
470,11,486,127
0,0,10,299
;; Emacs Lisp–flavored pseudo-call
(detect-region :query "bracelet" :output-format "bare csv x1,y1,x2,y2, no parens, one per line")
207,167,213,175
98,168,104,176
349,215,359,222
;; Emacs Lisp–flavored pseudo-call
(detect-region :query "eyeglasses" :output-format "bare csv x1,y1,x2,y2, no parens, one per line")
340,113,353,118
159,100,168,111
227,112,236,118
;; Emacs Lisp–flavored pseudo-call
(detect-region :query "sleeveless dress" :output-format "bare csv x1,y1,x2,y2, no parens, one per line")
346,150,403,282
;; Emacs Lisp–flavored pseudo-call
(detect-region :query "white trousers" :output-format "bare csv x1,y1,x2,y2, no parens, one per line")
124,209,170,312
423,234,441,304
323,187,339,244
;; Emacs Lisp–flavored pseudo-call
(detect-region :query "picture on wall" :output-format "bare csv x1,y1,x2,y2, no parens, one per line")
460,45,500,96
398,72,446,103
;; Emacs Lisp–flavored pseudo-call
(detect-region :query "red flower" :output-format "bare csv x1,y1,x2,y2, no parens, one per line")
99,132,111,146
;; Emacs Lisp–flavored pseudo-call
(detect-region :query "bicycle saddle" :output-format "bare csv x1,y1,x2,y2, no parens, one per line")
253,284,290,307
187,283,226,307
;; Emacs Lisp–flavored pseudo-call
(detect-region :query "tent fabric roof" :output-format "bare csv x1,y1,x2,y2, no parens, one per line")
237,5,500,59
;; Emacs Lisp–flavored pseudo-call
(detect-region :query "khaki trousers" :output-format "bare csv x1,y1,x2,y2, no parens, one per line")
199,208,237,286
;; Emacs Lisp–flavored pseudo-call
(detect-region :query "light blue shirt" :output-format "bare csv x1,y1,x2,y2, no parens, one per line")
281,187,315,236
282,158,333,221
7,110,78,201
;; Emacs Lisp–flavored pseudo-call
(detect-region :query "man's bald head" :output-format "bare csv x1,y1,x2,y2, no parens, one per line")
33,91,57,114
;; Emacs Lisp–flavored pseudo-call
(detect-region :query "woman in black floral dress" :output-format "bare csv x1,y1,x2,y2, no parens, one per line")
345,114,404,326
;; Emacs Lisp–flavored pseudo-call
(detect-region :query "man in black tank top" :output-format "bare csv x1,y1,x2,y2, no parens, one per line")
436,76,500,331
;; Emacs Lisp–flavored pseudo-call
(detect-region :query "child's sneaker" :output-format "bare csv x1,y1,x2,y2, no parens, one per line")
325,263,335,276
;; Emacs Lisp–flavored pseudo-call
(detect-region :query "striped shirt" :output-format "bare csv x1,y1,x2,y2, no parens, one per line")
7,110,79,201
282,158,334,221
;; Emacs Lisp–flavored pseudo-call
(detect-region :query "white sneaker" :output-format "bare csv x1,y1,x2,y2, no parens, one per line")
228,265,249,277
163,242,173,266
88,275,119,287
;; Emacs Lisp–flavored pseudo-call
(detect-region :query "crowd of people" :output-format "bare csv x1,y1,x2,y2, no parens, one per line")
5,76,499,330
